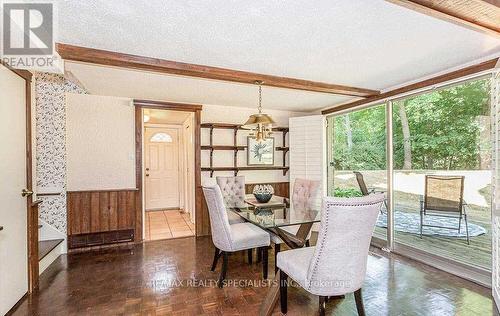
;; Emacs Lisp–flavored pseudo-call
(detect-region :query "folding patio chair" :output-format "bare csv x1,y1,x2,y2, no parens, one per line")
353,171,388,213
420,175,469,244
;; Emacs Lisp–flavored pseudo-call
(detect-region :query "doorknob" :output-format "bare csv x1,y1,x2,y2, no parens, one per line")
146,173,150,177
21,189,33,197
146,168,150,171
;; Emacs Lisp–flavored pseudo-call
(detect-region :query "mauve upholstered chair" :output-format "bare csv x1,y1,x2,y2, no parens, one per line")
270,178,320,271
278,194,385,316
216,176,246,225
202,184,270,287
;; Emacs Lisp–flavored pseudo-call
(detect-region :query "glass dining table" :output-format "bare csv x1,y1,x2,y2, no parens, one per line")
228,199,322,316
228,200,321,248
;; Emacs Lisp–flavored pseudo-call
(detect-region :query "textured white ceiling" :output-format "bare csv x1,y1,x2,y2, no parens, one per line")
65,62,355,112
57,0,500,110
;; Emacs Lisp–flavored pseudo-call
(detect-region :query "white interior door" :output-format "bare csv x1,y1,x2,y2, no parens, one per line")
145,127,180,210
0,66,28,315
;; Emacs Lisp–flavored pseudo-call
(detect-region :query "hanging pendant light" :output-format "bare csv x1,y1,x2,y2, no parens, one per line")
242,81,276,141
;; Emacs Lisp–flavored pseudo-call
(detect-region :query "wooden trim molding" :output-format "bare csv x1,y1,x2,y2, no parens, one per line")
321,58,499,114
134,100,206,236
66,188,138,193
134,107,143,241
28,201,41,291
134,99,202,111
56,43,379,97
386,0,500,37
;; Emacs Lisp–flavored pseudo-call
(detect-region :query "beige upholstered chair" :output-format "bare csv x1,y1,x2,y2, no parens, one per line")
291,178,320,210
270,178,320,271
278,194,385,316
202,184,270,287
216,176,246,224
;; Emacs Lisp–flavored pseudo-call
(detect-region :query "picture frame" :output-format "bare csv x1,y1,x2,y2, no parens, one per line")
247,136,274,165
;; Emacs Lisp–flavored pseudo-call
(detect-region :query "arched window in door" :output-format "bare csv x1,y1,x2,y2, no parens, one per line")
150,132,173,143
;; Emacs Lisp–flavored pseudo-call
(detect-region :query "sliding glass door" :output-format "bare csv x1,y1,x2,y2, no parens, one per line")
327,103,388,241
392,77,492,270
327,75,493,272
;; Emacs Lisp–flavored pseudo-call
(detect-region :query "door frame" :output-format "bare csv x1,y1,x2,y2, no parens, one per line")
134,100,202,240
144,124,183,211
1,64,38,295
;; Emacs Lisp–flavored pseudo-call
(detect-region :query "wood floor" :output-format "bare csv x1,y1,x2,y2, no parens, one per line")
144,210,194,241
12,236,497,316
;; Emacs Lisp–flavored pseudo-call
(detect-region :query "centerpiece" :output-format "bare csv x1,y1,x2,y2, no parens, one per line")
252,184,274,203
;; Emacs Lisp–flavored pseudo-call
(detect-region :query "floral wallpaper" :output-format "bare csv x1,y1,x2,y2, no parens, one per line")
34,72,87,233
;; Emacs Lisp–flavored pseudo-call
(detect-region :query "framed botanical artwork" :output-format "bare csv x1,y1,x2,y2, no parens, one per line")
247,137,274,165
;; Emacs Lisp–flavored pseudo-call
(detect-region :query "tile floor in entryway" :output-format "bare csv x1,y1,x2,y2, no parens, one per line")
144,209,195,241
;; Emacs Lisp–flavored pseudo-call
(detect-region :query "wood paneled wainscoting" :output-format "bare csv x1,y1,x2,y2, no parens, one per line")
67,189,138,249
245,182,290,198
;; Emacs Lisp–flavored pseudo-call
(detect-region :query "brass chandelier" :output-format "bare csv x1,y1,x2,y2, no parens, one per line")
242,81,275,141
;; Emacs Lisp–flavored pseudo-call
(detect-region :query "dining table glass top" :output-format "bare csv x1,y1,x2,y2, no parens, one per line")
228,204,320,229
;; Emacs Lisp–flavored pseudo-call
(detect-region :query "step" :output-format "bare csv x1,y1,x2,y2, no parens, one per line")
38,239,64,261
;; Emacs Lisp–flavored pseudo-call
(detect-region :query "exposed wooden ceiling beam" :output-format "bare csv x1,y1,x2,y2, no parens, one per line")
321,57,499,115
386,0,500,37
56,43,379,98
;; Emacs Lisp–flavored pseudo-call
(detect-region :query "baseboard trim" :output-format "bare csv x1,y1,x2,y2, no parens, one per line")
5,292,28,316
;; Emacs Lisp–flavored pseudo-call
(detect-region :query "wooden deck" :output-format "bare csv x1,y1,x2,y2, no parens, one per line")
373,202,491,269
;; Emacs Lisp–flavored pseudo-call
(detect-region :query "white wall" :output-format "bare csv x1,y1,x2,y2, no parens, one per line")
201,104,303,185
66,93,136,191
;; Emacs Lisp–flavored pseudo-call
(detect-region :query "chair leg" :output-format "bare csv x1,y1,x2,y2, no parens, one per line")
274,243,281,273
247,249,253,264
211,247,220,271
354,288,366,316
305,240,310,247
319,296,327,316
262,246,268,279
257,247,262,263
419,210,424,239
218,252,228,288
280,270,288,314
464,213,470,245
458,215,462,233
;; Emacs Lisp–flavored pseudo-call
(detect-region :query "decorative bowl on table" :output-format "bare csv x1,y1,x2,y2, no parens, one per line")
252,184,274,203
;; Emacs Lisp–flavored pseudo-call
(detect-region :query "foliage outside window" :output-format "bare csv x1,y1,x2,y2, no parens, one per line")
392,79,491,171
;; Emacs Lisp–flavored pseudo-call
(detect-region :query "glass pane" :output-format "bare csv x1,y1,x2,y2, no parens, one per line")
392,78,492,269
150,132,173,143
327,104,388,241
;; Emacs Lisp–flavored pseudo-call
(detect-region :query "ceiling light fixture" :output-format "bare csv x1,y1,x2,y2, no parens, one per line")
242,81,275,142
